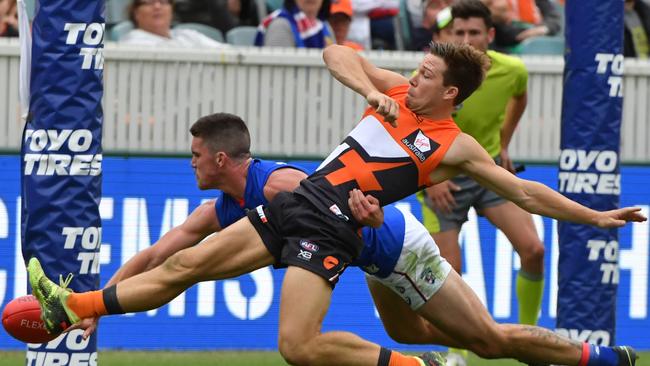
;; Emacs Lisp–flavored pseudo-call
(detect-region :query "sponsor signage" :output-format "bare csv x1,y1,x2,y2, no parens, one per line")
1,157,648,350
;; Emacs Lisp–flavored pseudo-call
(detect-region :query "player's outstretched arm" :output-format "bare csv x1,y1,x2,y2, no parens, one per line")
323,45,407,125
105,200,221,288
440,133,647,227
73,200,222,339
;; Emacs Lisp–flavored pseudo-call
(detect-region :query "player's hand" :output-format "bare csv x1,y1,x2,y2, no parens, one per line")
499,149,515,174
65,317,99,340
424,181,461,214
348,188,384,228
595,207,647,228
366,90,399,127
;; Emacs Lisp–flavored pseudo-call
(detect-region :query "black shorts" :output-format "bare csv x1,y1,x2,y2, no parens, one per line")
247,192,363,287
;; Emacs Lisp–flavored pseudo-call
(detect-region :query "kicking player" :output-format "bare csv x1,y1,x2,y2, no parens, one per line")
30,43,644,366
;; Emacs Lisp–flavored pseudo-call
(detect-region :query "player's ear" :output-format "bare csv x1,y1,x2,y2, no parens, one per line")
443,85,458,102
487,26,496,44
215,151,227,167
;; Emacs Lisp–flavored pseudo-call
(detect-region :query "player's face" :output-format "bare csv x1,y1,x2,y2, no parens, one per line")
407,54,451,114
191,137,220,190
451,17,493,52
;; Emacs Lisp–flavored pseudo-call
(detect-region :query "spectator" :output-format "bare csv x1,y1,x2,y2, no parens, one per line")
509,0,562,37
431,5,454,44
409,0,454,51
329,0,363,50
174,0,260,34
255,0,333,48
347,0,399,50
0,0,18,37
121,0,230,48
624,0,650,59
347,0,374,49
533,0,562,36
483,0,559,52
367,0,399,49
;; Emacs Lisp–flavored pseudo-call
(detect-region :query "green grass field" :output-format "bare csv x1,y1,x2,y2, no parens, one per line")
0,351,649,366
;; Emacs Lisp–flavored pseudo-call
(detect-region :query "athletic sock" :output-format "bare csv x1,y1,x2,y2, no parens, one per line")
516,270,544,325
65,285,124,318
578,343,620,366
377,348,424,366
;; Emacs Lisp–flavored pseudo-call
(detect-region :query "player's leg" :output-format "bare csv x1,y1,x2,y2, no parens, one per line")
431,229,462,271
277,266,443,366
277,266,379,365
482,201,545,325
366,276,462,347
28,216,274,332
113,216,274,311
419,270,637,365
418,269,582,364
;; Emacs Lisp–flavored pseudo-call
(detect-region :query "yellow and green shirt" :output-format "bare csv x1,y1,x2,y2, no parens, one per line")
452,50,528,157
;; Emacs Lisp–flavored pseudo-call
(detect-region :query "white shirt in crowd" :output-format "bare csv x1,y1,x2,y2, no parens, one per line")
120,28,231,49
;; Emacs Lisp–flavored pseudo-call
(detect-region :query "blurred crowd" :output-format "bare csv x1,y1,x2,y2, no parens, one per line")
0,0,18,37
0,0,649,57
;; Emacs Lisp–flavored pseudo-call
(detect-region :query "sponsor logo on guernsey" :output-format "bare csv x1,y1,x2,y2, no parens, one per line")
256,206,267,223
329,204,350,221
401,129,439,162
300,240,319,252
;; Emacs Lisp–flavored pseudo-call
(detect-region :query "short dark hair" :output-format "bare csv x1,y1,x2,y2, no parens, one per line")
283,0,331,20
190,113,251,160
429,42,490,105
451,0,493,29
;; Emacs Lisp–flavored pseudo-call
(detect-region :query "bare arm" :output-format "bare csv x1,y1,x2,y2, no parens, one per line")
263,167,308,201
105,200,221,288
76,200,222,338
323,45,408,125
499,91,527,172
323,44,407,96
438,133,647,227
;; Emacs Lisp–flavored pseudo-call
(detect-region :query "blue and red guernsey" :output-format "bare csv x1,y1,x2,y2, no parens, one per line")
214,159,306,227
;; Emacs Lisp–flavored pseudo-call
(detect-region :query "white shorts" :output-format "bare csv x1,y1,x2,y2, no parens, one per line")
367,211,452,310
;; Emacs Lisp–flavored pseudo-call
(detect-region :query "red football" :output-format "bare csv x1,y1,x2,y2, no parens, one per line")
2,295,59,343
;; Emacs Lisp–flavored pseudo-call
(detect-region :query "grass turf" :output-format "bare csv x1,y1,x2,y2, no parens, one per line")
0,350,648,365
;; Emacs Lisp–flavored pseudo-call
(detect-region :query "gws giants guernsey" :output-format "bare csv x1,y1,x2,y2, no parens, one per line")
294,84,460,226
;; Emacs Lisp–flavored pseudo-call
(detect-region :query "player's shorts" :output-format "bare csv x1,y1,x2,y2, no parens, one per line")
247,191,364,287
418,174,506,233
366,212,453,310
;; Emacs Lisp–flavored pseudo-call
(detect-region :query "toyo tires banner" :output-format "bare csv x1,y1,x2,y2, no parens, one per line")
557,0,624,345
20,0,104,364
